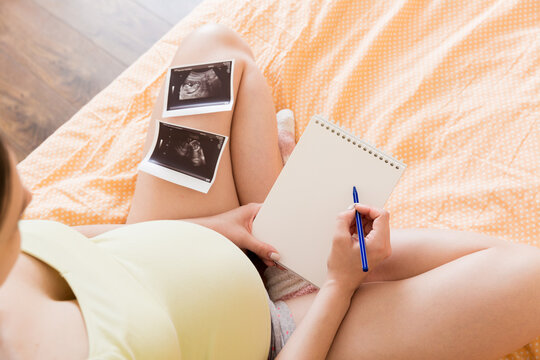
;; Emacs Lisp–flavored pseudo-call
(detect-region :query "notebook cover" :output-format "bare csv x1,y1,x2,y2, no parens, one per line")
252,115,406,288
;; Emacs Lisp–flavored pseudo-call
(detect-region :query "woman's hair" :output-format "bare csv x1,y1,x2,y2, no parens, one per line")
0,134,12,229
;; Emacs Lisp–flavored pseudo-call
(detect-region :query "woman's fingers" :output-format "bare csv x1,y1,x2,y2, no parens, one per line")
363,219,373,235
245,233,280,267
353,203,384,220
242,203,283,268
249,203,281,267
246,202,263,220
335,209,358,237
346,204,379,235
344,204,389,242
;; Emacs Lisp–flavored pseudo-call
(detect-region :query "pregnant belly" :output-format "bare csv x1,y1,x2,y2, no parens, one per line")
94,220,272,359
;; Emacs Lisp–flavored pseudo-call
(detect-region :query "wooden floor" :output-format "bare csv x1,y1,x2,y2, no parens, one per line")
0,0,202,161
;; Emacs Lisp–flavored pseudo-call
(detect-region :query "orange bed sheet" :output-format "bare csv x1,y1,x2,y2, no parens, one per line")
18,0,539,358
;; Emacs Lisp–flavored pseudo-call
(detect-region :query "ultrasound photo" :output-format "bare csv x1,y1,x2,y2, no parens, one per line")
162,60,234,118
139,121,228,193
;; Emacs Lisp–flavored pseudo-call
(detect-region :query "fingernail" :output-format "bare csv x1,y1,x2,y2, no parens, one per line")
347,204,355,210
269,252,281,261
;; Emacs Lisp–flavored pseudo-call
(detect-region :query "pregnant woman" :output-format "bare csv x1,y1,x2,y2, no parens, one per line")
0,24,539,359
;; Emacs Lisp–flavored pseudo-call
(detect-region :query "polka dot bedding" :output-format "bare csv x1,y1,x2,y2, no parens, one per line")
17,0,539,358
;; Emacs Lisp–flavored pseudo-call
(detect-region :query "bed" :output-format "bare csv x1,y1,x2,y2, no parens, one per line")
18,0,539,358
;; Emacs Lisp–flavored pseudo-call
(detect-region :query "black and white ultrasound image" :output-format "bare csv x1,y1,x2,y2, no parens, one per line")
166,60,232,111
149,122,226,182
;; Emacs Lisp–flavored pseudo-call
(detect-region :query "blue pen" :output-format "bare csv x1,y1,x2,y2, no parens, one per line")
353,186,368,272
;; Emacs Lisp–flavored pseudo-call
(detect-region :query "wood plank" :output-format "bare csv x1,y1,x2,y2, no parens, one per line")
33,0,173,66
0,49,77,161
0,0,126,109
0,0,198,160
132,0,202,26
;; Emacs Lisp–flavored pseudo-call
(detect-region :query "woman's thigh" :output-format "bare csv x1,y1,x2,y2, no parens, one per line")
127,25,264,223
286,244,540,359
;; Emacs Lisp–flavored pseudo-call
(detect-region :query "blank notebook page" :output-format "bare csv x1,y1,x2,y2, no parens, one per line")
252,115,406,288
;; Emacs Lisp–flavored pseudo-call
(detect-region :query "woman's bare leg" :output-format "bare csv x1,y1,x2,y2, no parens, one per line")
285,230,540,359
365,228,514,282
127,24,282,223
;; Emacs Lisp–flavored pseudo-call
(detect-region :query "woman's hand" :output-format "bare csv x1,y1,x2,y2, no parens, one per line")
207,203,281,268
326,204,391,293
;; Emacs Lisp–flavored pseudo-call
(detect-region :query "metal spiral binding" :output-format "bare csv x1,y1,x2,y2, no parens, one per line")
313,115,402,170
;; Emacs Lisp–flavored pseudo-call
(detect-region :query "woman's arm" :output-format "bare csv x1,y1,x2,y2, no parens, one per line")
72,217,218,238
276,280,354,360
72,203,281,267
277,204,392,359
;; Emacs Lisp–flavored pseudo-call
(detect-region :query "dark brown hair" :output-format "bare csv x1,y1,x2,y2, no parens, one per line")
0,134,11,229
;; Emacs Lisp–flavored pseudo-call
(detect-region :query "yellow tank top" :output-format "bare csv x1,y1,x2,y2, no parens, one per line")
19,220,271,359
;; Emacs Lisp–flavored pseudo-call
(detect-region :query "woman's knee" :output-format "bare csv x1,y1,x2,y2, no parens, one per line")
508,244,540,279
479,244,540,302
183,23,254,60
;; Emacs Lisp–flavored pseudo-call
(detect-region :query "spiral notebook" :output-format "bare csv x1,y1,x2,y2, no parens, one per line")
252,114,406,288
